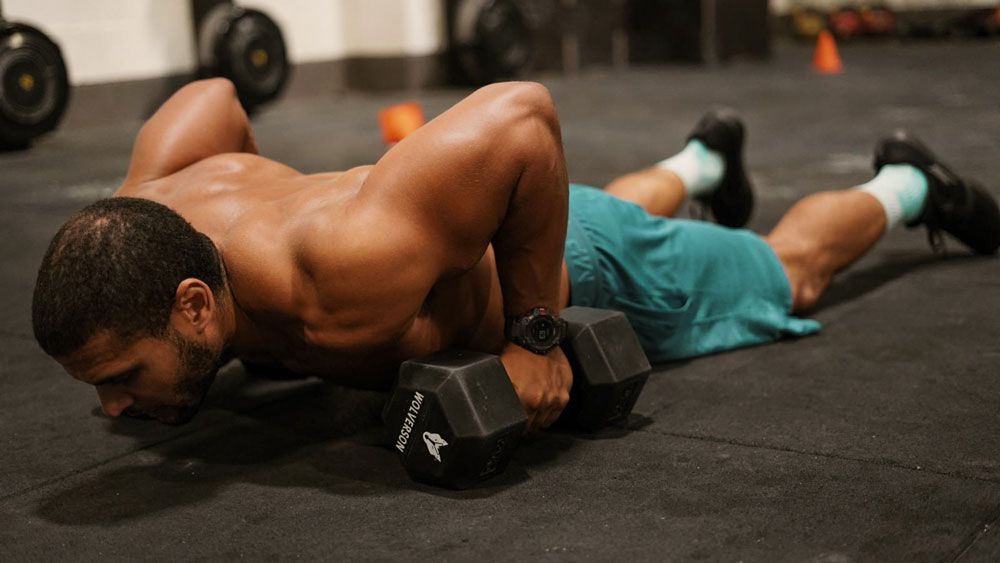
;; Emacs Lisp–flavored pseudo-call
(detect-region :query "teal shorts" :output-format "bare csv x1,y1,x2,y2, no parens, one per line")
564,184,821,362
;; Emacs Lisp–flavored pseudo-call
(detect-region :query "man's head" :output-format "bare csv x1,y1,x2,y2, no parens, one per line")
32,197,228,425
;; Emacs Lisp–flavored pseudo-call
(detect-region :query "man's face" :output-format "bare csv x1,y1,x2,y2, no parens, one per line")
59,328,222,425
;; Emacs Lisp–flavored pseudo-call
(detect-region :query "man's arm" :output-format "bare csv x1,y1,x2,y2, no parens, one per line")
121,78,258,186
304,82,571,429
358,81,569,315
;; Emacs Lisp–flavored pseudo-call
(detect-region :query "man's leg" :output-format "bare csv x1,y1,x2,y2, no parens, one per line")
768,132,1000,313
765,190,889,312
604,109,754,227
604,167,690,218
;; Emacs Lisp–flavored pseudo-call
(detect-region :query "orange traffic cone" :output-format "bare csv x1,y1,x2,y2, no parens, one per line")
379,102,426,145
812,30,843,74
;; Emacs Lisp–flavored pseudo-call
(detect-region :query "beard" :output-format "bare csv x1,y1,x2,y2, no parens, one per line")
129,329,222,426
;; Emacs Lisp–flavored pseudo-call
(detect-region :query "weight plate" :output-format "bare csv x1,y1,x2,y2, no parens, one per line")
0,23,69,148
197,3,236,69
454,0,533,85
223,11,288,104
199,6,289,110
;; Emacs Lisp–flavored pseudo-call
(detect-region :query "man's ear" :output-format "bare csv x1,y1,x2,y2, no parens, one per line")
173,278,216,333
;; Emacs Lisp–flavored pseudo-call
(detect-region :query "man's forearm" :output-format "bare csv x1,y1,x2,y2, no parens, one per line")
491,104,569,317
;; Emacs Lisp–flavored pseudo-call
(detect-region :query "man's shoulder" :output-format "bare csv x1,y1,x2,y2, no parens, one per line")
220,213,307,322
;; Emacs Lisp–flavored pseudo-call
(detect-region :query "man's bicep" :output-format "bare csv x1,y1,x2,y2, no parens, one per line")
124,79,255,184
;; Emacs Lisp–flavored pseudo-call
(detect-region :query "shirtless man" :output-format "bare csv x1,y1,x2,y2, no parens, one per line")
31,79,1000,431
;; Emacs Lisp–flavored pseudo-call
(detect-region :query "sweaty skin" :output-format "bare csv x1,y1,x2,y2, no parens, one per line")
68,79,574,430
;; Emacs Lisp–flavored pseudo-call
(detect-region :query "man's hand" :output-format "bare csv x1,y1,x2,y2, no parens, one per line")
500,343,572,431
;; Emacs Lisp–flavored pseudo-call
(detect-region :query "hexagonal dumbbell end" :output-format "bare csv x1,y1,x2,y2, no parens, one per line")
383,350,528,489
558,307,652,432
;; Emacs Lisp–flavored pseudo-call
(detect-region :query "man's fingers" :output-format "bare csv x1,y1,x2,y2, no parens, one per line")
528,412,544,433
516,372,572,431
539,410,559,430
527,405,554,432
536,390,568,430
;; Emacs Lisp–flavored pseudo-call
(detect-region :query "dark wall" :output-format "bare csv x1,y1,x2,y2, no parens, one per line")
529,0,627,72
627,0,770,64
524,0,770,72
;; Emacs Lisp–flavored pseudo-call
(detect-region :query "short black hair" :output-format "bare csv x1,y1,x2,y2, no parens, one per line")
32,197,224,357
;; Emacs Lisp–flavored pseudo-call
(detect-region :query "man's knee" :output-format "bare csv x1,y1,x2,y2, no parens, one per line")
764,234,829,312
791,279,825,312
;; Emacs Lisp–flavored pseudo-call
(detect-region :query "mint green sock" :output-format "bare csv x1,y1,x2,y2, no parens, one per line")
656,140,725,197
857,164,929,228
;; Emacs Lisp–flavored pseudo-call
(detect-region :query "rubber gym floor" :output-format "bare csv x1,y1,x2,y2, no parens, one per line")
2,40,999,561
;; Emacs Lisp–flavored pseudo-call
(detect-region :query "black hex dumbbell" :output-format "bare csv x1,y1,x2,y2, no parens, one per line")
383,306,652,489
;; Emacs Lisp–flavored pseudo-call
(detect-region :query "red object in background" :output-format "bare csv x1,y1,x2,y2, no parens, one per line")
829,8,863,39
379,102,426,145
860,6,896,36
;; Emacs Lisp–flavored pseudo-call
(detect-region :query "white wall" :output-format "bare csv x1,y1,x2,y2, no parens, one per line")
2,0,448,85
247,0,446,59
3,0,196,85
341,0,446,56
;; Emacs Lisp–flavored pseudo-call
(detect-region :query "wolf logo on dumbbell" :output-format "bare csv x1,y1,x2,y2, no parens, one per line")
422,432,449,463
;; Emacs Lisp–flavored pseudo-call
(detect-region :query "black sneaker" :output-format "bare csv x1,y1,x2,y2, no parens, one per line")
687,108,754,228
874,131,1000,255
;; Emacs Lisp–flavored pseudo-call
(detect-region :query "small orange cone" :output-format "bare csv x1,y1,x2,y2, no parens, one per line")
812,30,843,75
379,102,426,145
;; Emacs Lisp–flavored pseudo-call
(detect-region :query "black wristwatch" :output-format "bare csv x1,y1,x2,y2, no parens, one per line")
505,307,568,355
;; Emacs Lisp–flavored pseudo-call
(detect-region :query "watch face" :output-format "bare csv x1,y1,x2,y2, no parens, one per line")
528,316,556,344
